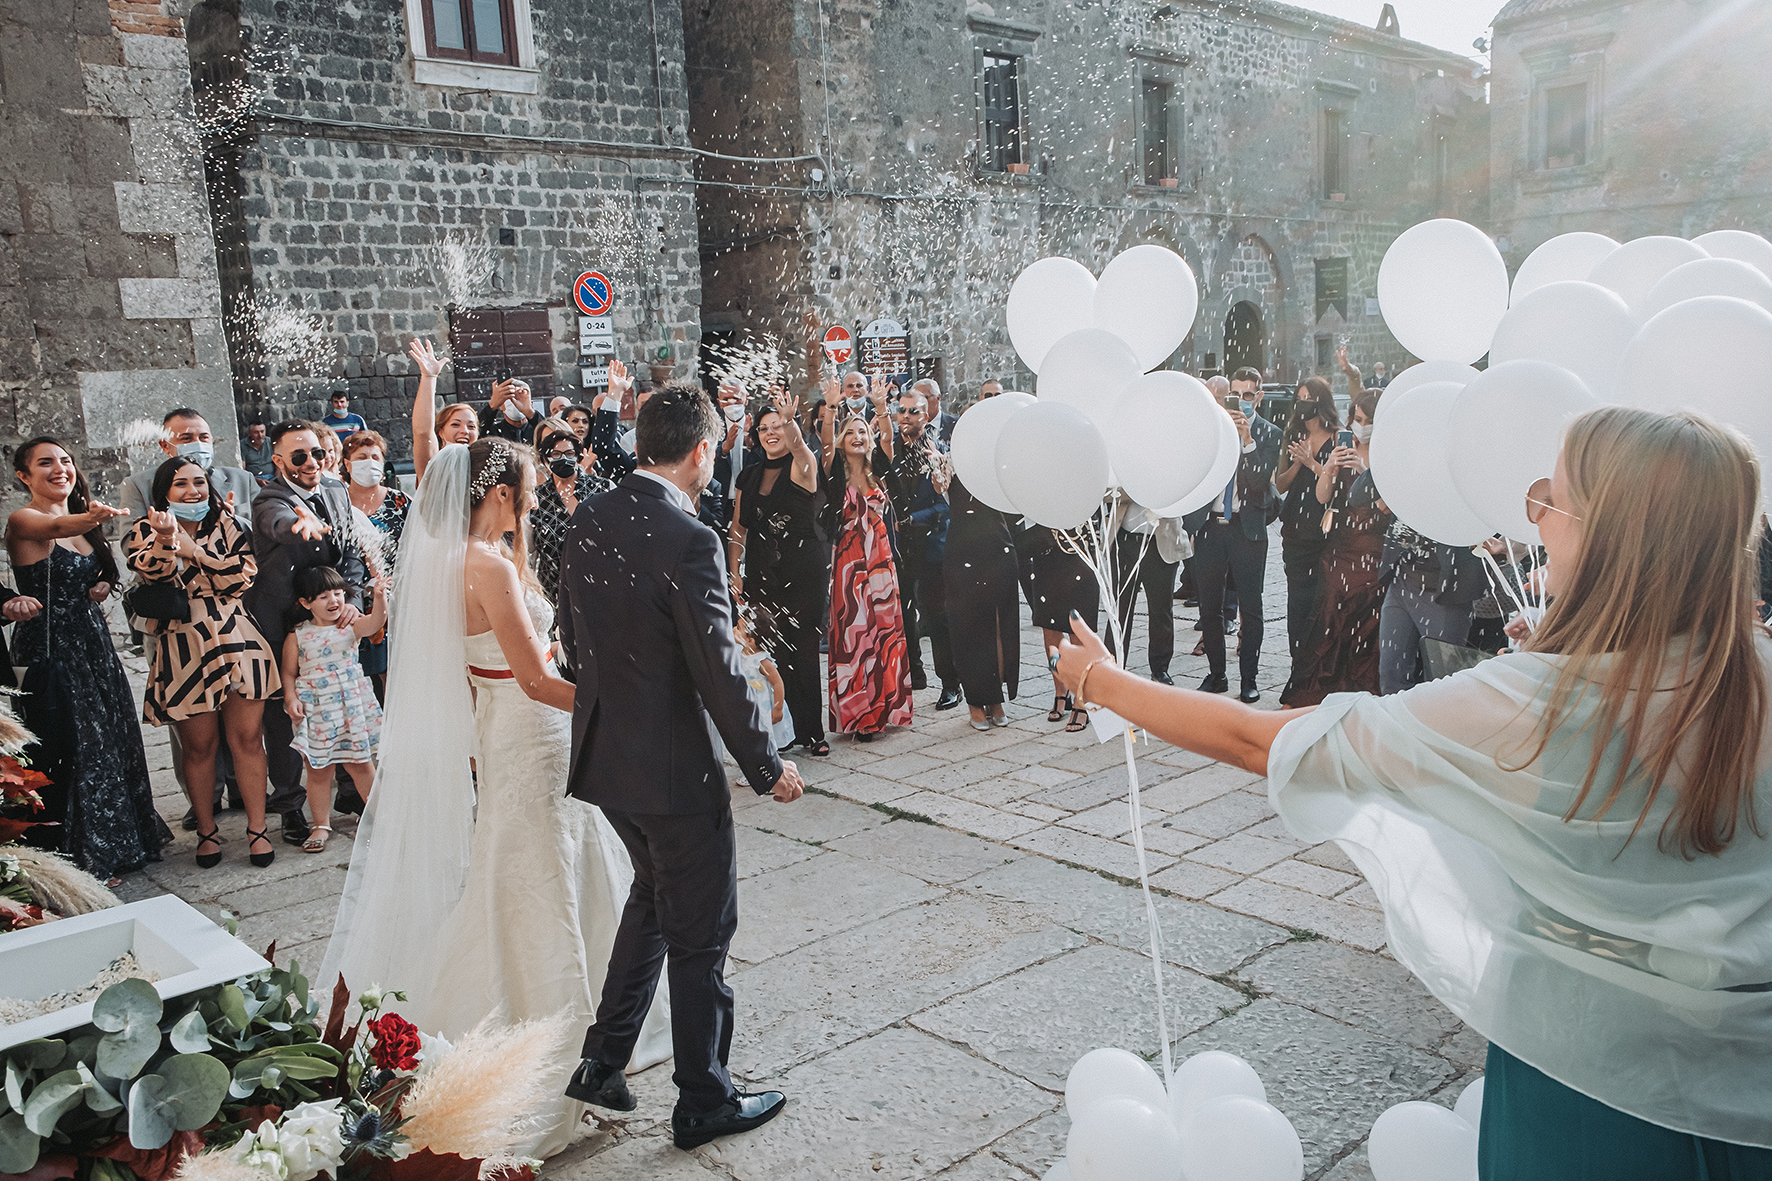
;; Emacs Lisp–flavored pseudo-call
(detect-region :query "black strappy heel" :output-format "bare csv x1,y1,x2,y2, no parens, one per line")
1047,694,1072,722
195,826,222,869
245,826,276,868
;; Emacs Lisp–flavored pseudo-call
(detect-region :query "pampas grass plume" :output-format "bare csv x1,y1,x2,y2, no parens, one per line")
398,1012,571,1163
171,1152,277,1181
12,847,119,915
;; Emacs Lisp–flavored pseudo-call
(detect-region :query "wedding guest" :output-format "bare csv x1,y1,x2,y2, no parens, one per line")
321,388,367,439
910,377,958,445
246,421,367,844
1378,521,1486,695
562,403,594,448
589,359,644,483
1282,393,1390,706
534,417,611,607
821,396,911,741
1274,377,1341,675
124,456,279,869
408,338,479,483
313,423,345,483
1023,522,1099,733
730,390,829,755
121,407,256,528
482,374,542,443
1110,492,1187,685
342,430,409,698
6,439,165,885
1056,405,1772,1181
943,474,1020,729
241,420,275,480
884,387,956,702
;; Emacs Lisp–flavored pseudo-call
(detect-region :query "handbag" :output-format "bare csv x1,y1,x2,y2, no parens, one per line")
123,579,190,624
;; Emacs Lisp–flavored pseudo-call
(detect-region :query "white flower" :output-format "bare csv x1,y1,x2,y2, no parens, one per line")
228,1120,291,1180
358,984,386,1011
0,852,18,884
276,1099,347,1181
416,1030,454,1074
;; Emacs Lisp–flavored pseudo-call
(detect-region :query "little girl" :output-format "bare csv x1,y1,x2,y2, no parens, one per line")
283,566,387,853
737,605,794,749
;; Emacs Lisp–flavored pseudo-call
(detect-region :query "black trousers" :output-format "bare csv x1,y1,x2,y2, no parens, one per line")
899,543,955,687
262,696,307,814
752,567,825,746
1193,518,1268,688
1114,531,1178,676
1282,541,1326,665
582,805,739,1113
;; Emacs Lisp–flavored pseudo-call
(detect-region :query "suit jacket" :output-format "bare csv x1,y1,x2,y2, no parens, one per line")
1183,413,1283,543
122,464,257,530
243,476,366,652
590,407,638,484
558,473,784,814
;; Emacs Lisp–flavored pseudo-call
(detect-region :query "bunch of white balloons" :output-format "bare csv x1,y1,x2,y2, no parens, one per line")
1370,220,1772,545
1366,1077,1486,1181
953,247,1236,529
1041,1047,1304,1181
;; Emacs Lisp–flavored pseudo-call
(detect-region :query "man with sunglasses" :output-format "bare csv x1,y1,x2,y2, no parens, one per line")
245,420,367,844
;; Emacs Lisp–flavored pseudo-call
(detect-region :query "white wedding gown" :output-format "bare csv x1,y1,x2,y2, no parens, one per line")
418,590,673,1158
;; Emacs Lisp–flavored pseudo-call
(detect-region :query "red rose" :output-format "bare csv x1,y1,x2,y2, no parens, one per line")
367,1012,422,1072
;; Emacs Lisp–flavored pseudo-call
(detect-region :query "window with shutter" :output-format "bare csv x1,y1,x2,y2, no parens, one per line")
1141,79,1172,183
420,0,517,66
980,53,1023,171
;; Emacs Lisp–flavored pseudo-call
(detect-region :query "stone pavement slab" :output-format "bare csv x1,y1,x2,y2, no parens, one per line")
730,850,945,965
826,820,1024,886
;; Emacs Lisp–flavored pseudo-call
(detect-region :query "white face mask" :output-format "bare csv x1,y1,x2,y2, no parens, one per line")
723,402,745,423
1352,422,1373,444
502,401,527,424
349,458,382,486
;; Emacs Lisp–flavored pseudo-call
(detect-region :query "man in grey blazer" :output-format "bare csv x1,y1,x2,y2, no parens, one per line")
558,385,804,1151
120,408,258,529
243,421,366,843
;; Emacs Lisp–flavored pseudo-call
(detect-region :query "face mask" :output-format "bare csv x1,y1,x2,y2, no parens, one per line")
723,403,745,423
349,458,382,486
1239,400,1255,417
175,441,214,469
548,456,579,478
170,499,210,522
502,402,527,424
1296,402,1319,421
1352,422,1373,443
845,397,867,412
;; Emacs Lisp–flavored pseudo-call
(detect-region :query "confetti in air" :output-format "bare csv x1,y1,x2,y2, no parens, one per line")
226,291,337,377
706,332,791,395
432,229,498,309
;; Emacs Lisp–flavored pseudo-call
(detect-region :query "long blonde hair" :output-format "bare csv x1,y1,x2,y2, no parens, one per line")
467,438,542,595
1517,405,1766,856
837,412,879,492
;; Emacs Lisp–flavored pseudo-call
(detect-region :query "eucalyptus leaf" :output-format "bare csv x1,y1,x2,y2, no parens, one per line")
65,1034,100,1072
76,1062,122,1117
21,1069,83,1137
3,1059,23,1114
156,1054,229,1130
169,1010,210,1054
217,985,249,1032
260,1065,283,1091
9,1041,65,1071
91,978,161,1034
0,1110,38,1175
124,1074,174,1151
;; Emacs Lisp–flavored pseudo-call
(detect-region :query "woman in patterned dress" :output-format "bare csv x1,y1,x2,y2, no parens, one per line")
821,400,911,741
124,456,282,869
531,417,609,606
343,430,409,700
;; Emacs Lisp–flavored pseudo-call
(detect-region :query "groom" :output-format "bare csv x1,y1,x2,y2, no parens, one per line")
557,382,806,1150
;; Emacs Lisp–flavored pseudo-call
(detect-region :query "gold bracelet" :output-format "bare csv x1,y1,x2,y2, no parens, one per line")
1075,655,1116,707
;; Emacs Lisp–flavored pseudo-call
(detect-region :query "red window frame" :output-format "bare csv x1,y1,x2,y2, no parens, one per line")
420,0,519,67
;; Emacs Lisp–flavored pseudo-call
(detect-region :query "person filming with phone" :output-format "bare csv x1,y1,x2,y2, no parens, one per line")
480,369,542,443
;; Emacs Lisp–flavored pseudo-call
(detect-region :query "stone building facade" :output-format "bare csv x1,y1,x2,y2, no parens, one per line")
186,0,703,455
1488,0,1772,266
1,0,234,513
688,0,1488,402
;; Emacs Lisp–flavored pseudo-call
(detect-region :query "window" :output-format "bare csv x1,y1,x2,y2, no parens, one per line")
406,0,537,92
1544,82,1588,168
1315,335,1334,371
980,54,1024,172
1322,109,1348,199
420,0,516,65
1141,79,1173,184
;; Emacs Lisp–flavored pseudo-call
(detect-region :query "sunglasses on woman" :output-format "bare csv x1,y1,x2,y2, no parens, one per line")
1525,477,1580,525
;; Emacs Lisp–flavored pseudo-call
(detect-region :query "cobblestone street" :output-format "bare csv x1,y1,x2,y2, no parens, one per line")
111,533,1481,1180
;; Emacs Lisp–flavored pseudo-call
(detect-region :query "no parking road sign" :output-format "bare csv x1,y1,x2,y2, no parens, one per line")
573,271,615,317
823,325,852,366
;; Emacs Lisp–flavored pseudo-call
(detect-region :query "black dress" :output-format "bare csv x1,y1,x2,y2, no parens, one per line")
1279,436,1336,666
941,478,1020,708
735,454,828,747
15,544,166,879
1021,525,1100,632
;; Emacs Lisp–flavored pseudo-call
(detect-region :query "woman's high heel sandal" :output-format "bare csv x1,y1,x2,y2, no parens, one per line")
245,826,276,868
195,826,222,869
1048,694,1073,723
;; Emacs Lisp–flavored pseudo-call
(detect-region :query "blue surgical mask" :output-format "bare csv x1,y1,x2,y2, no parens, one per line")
1239,400,1255,417
845,397,867,411
170,500,210,522
176,440,214,469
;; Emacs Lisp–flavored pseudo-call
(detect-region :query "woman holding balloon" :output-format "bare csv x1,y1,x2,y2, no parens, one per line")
1056,405,1772,1178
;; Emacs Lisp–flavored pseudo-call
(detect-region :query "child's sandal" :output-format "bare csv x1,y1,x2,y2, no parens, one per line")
301,825,332,854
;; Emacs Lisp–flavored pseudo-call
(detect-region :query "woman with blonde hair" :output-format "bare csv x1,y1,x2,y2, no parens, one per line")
407,338,481,483
1055,405,1772,1177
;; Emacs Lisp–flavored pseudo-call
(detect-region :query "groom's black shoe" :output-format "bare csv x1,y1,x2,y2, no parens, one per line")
564,1058,636,1112
672,1090,787,1150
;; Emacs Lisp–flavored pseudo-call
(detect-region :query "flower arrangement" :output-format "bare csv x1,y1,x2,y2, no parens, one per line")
0,961,558,1181
0,708,120,932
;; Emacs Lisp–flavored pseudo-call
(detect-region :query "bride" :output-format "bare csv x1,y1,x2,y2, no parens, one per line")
319,439,670,1157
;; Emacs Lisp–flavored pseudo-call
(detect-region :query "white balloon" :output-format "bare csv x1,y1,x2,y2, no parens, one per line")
1367,1101,1479,1181
1166,1050,1267,1127
1641,257,1772,321
1043,1163,1073,1181
1692,229,1772,280
1453,1076,1485,1130
1448,360,1599,544
1376,219,1509,365
1037,329,1143,432
1107,372,1221,511
950,391,1037,514
1094,245,1200,372
1176,1095,1303,1181
1373,360,1481,420
1488,281,1634,399
1586,235,1709,318
1368,380,1492,546
1065,1095,1183,1181
1509,231,1619,303
1008,258,1099,373
996,402,1111,530
1064,1047,1168,1121
1149,408,1239,518
1616,296,1772,506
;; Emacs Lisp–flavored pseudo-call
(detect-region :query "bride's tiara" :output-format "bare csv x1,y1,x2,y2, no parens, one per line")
469,438,514,503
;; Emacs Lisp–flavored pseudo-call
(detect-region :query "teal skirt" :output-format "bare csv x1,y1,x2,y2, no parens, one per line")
1480,1044,1772,1180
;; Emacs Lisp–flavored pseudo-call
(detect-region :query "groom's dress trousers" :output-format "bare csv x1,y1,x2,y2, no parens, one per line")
558,472,784,1113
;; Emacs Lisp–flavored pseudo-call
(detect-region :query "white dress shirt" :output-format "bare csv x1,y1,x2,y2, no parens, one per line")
633,468,697,515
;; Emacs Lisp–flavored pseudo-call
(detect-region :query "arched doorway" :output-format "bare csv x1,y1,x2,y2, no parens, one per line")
1224,301,1264,375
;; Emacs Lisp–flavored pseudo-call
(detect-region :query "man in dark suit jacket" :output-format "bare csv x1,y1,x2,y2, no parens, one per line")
558,385,805,1151
244,421,366,843
1183,367,1283,703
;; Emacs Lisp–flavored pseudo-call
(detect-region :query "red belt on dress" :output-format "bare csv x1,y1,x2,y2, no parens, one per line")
467,666,513,679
